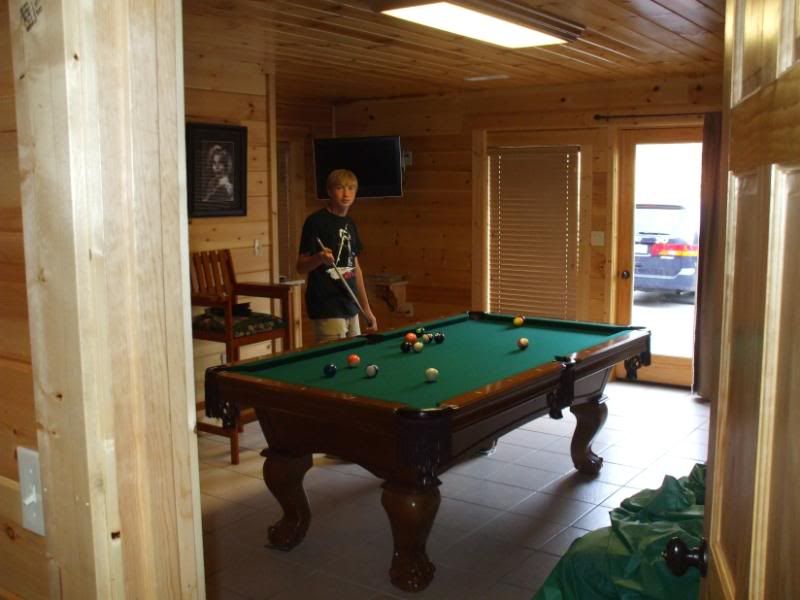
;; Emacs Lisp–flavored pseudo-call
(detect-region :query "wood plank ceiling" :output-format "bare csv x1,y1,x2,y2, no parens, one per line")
183,0,725,102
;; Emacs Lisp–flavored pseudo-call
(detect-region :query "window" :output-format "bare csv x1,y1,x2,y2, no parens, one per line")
488,146,580,319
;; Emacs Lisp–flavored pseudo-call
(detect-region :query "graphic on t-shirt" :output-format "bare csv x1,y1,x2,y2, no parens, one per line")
326,226,356,281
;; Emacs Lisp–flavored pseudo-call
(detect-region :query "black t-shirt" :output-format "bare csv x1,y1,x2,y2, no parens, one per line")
299,208,363,319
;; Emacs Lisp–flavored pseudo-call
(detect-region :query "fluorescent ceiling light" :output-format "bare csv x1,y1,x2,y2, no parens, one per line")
382,2,567,48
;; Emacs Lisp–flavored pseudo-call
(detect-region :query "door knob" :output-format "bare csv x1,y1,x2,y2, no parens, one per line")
621,270,631,280
663,537,707,577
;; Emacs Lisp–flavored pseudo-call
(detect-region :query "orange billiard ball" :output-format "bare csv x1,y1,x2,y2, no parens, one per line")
347,354,361,367
404,332,418,344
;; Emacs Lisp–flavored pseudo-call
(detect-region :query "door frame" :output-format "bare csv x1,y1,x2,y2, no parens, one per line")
615,127,703,386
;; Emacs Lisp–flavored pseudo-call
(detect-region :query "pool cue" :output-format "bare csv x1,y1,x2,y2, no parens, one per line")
316,237,373,326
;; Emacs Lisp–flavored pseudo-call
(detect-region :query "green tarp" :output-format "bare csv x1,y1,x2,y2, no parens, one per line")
534,463,706,600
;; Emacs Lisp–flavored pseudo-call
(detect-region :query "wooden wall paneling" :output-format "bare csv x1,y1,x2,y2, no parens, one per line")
0,358,36,480
352,131,473,322
10,1,203,596
335,76,722,331
335,75,721,137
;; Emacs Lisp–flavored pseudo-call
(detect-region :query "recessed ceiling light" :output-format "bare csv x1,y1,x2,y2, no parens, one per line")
380,2,568,48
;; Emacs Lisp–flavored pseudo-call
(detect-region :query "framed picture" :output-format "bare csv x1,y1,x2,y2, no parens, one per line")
186,122,247,217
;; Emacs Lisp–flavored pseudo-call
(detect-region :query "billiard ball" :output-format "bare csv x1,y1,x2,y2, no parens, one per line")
517,337,529,350
415,327,426,336
404,332,418,344
323,363,338,377
413,341,424,353
425,367,439,383
422,333,433,344
401,341,413,353
365,364,380,378
347,354,361,367
433,332,445,344
513,315,525,327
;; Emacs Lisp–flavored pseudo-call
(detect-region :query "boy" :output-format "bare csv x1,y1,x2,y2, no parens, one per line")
297,169,377,343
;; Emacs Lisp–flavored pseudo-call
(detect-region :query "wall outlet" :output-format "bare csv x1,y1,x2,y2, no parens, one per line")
17,447,45,535
253,239,262,256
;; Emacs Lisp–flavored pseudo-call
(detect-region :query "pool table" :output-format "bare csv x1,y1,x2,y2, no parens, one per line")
204,312,651,592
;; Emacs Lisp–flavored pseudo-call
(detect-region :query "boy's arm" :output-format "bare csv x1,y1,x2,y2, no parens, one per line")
296,248,334,275
354,257,377,331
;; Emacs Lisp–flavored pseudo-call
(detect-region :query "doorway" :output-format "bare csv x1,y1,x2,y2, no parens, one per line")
616,128,703,387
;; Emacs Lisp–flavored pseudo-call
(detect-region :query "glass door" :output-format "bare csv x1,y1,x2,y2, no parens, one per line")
616,128,703,386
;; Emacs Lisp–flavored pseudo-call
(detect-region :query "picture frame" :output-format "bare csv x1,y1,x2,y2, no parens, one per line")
186,122,248,218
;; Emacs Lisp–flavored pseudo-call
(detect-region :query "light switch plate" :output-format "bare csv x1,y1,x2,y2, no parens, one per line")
17,446,45,535
591,231,605,247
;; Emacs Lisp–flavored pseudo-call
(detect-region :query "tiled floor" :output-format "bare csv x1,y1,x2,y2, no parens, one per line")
198,381,709,599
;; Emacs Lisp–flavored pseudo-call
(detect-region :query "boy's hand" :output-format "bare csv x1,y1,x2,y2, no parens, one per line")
317,247,335,267
364,310,378,332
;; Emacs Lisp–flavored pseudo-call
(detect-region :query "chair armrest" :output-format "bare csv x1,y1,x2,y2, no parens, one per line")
234,282,292,301
191,293,228,307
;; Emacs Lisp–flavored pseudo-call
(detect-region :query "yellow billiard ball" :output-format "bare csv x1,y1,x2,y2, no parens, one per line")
513,315,525,327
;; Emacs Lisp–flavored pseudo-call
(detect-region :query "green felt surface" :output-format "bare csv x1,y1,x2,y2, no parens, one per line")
226,313,635,410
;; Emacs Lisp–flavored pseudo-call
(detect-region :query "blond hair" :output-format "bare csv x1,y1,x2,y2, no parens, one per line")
326,169,358,193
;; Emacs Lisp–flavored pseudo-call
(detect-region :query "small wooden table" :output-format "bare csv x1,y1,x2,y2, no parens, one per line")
366,273,414,316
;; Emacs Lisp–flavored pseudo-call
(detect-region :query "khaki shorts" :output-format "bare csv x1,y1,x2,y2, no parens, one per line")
313,315,361,344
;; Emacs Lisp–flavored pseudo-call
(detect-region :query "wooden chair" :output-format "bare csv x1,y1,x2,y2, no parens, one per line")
190,249,295,464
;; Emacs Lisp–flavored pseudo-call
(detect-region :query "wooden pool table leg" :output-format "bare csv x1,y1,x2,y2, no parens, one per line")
381,481,440,592
262,450,313,550
569,399,608,475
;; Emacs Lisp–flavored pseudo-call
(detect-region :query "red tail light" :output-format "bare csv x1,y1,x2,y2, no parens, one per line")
650,243,699,257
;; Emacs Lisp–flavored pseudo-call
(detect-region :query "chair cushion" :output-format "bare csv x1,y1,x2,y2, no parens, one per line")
193,308,286,338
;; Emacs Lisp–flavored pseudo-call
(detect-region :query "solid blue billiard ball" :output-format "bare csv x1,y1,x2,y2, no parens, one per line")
433,332,445,344
401,341,413,353
323,363,337,377
365,364,380,378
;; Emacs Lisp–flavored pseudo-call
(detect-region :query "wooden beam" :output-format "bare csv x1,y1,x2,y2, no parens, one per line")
9,1,203,597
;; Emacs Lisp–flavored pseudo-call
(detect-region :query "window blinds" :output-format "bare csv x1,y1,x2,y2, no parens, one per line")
488,146,580,319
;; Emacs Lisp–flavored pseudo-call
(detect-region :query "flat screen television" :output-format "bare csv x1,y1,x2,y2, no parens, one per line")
313,136,403,199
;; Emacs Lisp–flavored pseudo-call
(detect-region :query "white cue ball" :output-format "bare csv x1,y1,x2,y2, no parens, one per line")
365,364,379,378
425,368,439,383
413,341,424,353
